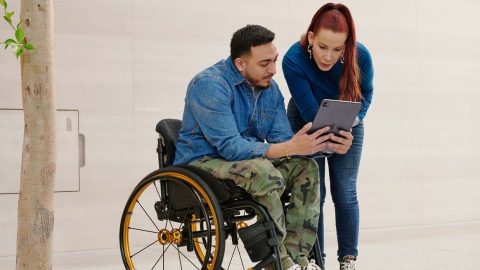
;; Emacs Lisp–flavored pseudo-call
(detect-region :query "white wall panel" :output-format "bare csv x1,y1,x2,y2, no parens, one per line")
0,109,80,194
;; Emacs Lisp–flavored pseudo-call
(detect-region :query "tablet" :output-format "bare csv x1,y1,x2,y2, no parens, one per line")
310,99,361,153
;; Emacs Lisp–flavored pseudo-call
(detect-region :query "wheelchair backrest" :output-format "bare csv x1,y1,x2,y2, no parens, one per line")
155,119,182,168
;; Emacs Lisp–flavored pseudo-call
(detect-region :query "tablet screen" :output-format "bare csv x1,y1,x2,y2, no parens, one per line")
310,99,361,136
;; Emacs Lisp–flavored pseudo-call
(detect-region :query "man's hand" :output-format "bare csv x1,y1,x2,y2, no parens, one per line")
288,122,332,156
328,130,353,154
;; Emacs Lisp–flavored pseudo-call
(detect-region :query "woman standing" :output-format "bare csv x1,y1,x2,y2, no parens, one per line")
283,3,374,270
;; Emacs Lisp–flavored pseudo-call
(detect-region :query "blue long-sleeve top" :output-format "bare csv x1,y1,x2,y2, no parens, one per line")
282,41,374,122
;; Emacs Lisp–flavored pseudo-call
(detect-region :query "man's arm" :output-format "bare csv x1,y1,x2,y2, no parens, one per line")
263,84,335,159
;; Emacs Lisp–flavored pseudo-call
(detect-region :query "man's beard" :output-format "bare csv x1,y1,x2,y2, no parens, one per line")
255,82,271,90
249,77,272,90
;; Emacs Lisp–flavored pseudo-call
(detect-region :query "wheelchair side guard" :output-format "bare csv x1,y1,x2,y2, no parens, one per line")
238,221,279,262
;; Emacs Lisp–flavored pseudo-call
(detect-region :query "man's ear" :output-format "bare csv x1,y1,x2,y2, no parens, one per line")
234,57,245,72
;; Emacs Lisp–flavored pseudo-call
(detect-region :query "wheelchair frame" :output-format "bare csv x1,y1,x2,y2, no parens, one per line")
119,119,324,270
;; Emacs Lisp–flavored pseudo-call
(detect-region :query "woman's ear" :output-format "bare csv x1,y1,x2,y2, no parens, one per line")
307,31,314,44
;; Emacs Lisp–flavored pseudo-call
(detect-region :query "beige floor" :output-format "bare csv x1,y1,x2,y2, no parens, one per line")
1,221,478,269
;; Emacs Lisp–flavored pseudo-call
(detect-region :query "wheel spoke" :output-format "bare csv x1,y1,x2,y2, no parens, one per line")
162,244,165,270
177,243,184,270
178,205,194,231
131,239,159,258
238,243,246,270
137,199,160,231
150,243,171,270
164,194,175,230
129,226,158,234
171,244,201,270
168,217,178,231
153,181,162,200
226,244,237,270
162,245,165,270
193,239,216,249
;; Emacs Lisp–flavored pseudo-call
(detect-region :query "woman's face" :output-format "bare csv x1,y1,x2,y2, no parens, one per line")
308,29,347,71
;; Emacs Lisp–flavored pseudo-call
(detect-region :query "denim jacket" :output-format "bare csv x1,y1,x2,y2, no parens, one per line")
174,57,293,165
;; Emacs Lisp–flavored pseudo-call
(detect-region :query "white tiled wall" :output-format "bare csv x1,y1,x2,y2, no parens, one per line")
0,0,479,257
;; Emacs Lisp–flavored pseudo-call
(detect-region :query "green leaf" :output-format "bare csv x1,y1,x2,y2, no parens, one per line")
24,43,34,50
15,27,24,43
15,47,23,58
4,38,16,44
5,11,13,19
3,14,12,26
3,38,17,49
0,0,7,10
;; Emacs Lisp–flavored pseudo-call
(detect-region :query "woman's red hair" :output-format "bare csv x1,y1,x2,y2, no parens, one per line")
300,3,362,102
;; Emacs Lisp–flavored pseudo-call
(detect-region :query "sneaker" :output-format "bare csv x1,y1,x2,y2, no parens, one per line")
286,264,302,270
286,259,323,270
304,259,323,270
339,256,356,270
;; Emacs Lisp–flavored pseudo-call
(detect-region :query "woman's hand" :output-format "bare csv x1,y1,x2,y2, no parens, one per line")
328,130,353,154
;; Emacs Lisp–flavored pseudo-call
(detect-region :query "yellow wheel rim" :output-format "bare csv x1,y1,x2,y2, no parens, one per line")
121,171,221,270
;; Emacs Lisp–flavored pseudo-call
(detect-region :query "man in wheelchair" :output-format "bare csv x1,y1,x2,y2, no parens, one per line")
174,25,341,270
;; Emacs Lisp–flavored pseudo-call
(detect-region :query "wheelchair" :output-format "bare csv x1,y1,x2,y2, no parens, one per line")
119,119,325,270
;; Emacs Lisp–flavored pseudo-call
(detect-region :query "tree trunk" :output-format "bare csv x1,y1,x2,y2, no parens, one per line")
16,0,55,269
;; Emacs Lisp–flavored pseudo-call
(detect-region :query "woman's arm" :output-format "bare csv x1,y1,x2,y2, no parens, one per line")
282,55,319,123
358,43,374,120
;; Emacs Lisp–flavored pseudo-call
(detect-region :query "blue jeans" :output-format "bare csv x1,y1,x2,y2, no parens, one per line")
287,99,363,259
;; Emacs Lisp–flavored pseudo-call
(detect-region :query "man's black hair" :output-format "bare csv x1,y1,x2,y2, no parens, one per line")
230,25,275,60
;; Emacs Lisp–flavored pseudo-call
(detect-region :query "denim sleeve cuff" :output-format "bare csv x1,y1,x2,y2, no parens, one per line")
251,142,270,158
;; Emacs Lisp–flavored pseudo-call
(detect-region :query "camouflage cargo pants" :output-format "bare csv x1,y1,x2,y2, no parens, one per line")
189,156,320,268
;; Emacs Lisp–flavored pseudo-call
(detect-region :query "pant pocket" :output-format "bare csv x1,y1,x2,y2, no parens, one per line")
228,159,258,181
